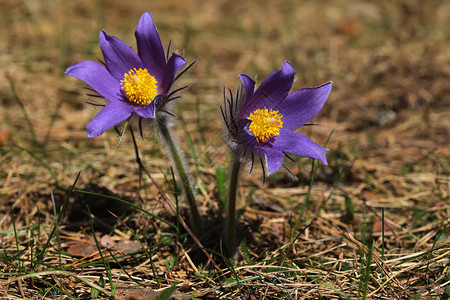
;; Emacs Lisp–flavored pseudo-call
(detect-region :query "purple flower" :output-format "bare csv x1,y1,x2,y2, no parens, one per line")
222,61,332,175
66,12,186,137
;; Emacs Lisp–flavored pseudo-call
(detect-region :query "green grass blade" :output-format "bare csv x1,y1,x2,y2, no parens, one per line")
215,165,227,211
86,204,114,292
155,282,178,300
37,172,81,262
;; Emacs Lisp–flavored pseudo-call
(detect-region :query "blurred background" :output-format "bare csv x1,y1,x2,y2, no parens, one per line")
0,0,449,224
0,0,449,297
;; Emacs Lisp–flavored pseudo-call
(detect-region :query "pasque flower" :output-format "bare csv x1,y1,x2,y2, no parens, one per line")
222,61,332,175
66,12,186,137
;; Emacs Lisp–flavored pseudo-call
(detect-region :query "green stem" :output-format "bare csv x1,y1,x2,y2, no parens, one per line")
225,155,241,257
159,121,201,234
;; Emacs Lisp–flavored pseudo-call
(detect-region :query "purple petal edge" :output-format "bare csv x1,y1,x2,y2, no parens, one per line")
273,131,328,165
135,11,166,84
65,60,122,102
279,81,332,130
99,30,144,81
264,147,285,174
135,101,156,118
241,61,296,117
160,53,186,93
86,101,133,137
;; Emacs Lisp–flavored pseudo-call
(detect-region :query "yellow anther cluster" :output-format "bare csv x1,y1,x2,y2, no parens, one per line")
247,107,283,143
120,68,158,105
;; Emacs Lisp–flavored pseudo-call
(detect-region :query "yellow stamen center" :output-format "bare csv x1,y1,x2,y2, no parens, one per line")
120,68,158,105
247,107,283,143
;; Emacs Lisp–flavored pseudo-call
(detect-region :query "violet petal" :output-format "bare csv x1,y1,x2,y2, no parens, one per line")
160,53,186,93
99,30,144,81
135,101,156,118
273,131,328,165
279,82,332,130
263,147,285,173
241,61,296,117
135,12,166,85
65,60,122,102
86,101,133,137
239,74,255,100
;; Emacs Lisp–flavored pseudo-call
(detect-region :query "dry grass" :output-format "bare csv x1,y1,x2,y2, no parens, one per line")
0,0,449,299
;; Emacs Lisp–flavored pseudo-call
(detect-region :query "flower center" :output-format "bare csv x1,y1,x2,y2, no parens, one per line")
247,107,283,143
120,68,158,105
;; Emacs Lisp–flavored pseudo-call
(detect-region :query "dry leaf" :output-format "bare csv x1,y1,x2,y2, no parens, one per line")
66,241,98,257
0,129,9,145
373,218,399,233
115,287,159,300
113,241,142,254
101,234,115,248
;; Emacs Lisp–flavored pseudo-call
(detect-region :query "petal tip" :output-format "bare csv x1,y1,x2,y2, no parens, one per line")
136,11,157,34
281,60,296,75
320,148,330,165
64,65,74,75
140,11,153,21
86,127,102,138
310,81,333,101
173,53,186,68
99,30,107,39
239,73,254,83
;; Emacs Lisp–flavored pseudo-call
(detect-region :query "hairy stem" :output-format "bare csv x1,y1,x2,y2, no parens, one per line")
225,155,241,257
159,121,201,235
